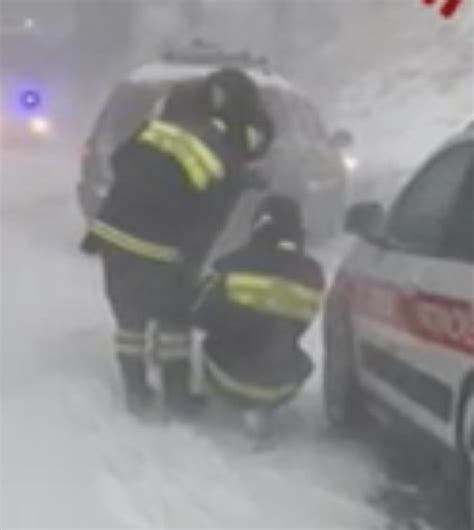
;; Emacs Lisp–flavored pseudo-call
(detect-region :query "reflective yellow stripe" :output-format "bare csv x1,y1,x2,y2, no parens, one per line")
225,272,321,321
139,125,209,190
89,221,181,262
115,329,145,357
206,356,296,403
146,120,223,176
137,120,224,191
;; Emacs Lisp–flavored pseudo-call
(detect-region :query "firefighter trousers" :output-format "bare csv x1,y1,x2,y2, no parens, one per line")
101,246,197,410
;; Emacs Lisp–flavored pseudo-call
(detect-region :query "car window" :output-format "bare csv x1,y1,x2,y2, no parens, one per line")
260,86,300,144
298,100,328,142
442,160,474,263
384,142,474,257
95,83,171,147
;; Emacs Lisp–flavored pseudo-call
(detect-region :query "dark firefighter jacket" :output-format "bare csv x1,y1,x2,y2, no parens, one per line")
192,238,325,405
85,119,254,270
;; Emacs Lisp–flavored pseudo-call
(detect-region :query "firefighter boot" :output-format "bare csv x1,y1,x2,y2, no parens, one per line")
117,354,156,417
162,359,206,418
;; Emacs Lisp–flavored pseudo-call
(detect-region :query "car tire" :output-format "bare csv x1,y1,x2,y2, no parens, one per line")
322,298,361,433
460,388,474,528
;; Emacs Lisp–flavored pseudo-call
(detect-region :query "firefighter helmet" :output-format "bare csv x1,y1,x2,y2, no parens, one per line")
201,67,274,160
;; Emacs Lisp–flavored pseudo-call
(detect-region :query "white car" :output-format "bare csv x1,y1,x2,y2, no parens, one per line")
77,44,354,247
323,121,474,525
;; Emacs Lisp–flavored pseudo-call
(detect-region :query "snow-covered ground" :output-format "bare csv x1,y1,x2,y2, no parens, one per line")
2,34,472,528
1,1,472,527
1,149,386,529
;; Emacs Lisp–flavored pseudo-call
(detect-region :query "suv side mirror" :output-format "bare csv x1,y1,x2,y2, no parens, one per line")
345,201,384,240
329,129,354,151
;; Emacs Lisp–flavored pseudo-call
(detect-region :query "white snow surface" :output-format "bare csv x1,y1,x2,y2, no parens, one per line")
1,150,385,529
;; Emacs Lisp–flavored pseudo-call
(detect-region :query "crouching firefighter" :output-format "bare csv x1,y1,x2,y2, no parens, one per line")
191,195,325,436
83,68,274,416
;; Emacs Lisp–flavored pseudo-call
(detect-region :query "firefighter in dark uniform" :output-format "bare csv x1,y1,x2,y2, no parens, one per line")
84,68,274,415
192,196,324,433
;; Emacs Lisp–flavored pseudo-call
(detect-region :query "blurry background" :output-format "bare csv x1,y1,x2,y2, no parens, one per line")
0,4,472,528
1,0,472,160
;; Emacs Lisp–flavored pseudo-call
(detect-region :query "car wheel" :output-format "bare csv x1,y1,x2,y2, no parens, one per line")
461,389,474,527
323,300,360,433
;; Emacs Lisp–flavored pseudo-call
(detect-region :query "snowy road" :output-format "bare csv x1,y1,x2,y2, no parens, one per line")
0,150,387,529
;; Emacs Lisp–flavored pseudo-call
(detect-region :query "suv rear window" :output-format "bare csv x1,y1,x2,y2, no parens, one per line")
93,82,172,147
260,87,294,138
93,77,328,156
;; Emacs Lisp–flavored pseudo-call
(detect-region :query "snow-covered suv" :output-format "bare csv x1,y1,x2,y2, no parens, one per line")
77,45,353,247
323,121,474,524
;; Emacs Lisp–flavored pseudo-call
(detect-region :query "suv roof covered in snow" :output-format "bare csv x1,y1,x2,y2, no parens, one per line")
129,41,300,96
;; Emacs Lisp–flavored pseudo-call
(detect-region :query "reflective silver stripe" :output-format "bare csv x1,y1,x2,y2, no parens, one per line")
206,356,297,403
157,330,191,361
277,240,298,252
144,323,191,363
158,332,191,347
116,328,146,357
144,320,159,360
189,330,207,396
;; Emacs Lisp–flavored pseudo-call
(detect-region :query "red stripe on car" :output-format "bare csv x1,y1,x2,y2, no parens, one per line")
341,274,474,356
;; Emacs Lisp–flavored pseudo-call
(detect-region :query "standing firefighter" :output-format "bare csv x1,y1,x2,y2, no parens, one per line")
84,68,274,416
192,196,324,437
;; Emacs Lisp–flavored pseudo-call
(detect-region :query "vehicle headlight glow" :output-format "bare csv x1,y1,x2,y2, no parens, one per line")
28,117,51,136
342,154,359,173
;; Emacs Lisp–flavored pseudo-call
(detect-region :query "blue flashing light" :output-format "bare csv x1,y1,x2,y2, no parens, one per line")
20,90,41,110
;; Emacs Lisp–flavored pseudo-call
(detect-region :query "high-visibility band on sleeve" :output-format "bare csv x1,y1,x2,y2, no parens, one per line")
206,356,297,403
89,221,181,263
137,120,224,192
225,272,322,322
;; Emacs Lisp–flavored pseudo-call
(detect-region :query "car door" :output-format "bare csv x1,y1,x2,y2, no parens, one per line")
352,141,474,445
418,157,474,445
